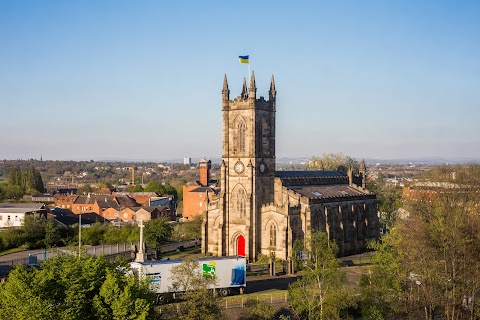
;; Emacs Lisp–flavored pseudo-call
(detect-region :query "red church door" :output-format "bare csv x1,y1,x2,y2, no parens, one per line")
237,235,245,257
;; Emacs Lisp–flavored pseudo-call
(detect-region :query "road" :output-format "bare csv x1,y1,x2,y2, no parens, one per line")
245,274,299,293
0,248,52,263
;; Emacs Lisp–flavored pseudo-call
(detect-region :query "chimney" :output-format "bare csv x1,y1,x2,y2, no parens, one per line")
199,159,212,187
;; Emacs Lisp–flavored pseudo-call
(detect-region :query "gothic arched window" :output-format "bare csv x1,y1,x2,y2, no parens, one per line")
269,224,277,247
237,120,246,153
236,188,247,218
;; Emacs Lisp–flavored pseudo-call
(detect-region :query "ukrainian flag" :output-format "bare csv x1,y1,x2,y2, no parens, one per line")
239,55,249,64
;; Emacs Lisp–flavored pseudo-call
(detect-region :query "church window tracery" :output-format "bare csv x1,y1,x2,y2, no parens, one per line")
236,120,246,153
234,188,247,218
270,223,277,247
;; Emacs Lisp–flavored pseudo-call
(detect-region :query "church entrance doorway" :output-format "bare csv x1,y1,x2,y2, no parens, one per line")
236,235,245,256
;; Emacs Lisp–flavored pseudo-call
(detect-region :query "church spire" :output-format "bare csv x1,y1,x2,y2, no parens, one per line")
248,71,256,100
241,77,247,99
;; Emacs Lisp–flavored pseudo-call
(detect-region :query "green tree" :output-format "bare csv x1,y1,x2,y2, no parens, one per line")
240,299,276,320
44,217,62,247
164,258,223,320
144,217,173,249
360,229,404,320
81,222,109,245
144,181,178,199
6,166,45,194
78,184,93,195
289,231,356,320
361,165,480,319
0,255,155,320
93,269,154,320
131,185,144,192
22,214,47,247
367,182,402,228
310,152,359,172
172,216,202,241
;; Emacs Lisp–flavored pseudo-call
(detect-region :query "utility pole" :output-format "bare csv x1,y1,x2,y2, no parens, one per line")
78,213,82,257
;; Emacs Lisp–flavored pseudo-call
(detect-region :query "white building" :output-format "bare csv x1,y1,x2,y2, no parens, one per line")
0,203,48,228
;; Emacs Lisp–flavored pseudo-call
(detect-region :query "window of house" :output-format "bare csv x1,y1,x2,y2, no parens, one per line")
0,215,3,220
199,202,202,207
15,216,18,221
269,224,277,247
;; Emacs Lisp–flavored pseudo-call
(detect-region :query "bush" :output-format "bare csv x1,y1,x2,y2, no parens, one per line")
240,299,276,320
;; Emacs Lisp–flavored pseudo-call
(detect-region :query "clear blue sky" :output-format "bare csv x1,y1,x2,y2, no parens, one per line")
1,1,479,161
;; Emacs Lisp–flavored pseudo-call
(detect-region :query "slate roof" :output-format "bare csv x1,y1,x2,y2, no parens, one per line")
288,185,375,202
275,170,351,187
275,170,347,179
126,206,170,213
0,203,46,210
50,208,106,226
73,195,139,209
0,203,48,214
188,186,220,194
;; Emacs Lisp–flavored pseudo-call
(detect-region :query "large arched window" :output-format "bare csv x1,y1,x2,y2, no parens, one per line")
269,224,277,247
235,188,247,218
237,120,246,153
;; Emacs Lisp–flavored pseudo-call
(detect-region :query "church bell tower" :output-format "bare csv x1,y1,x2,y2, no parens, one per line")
217,72,276,261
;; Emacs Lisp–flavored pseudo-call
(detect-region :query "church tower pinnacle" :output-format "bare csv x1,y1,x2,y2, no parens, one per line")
241,77,247,100
269,75,276,99
248,71,256,101
222,74,230,109
360,159,366,189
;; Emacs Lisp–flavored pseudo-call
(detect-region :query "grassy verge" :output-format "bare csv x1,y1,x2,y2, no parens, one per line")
159,247,202,260
223,289,288,302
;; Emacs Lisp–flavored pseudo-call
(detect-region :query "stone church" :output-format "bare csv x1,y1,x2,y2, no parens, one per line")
201,73,379,261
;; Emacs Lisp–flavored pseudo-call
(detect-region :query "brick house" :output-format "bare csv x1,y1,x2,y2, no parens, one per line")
120,206,175,223
55,193,139,215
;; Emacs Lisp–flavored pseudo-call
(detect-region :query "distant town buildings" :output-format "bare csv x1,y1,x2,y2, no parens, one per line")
53,192,176,224
183,157,192,165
